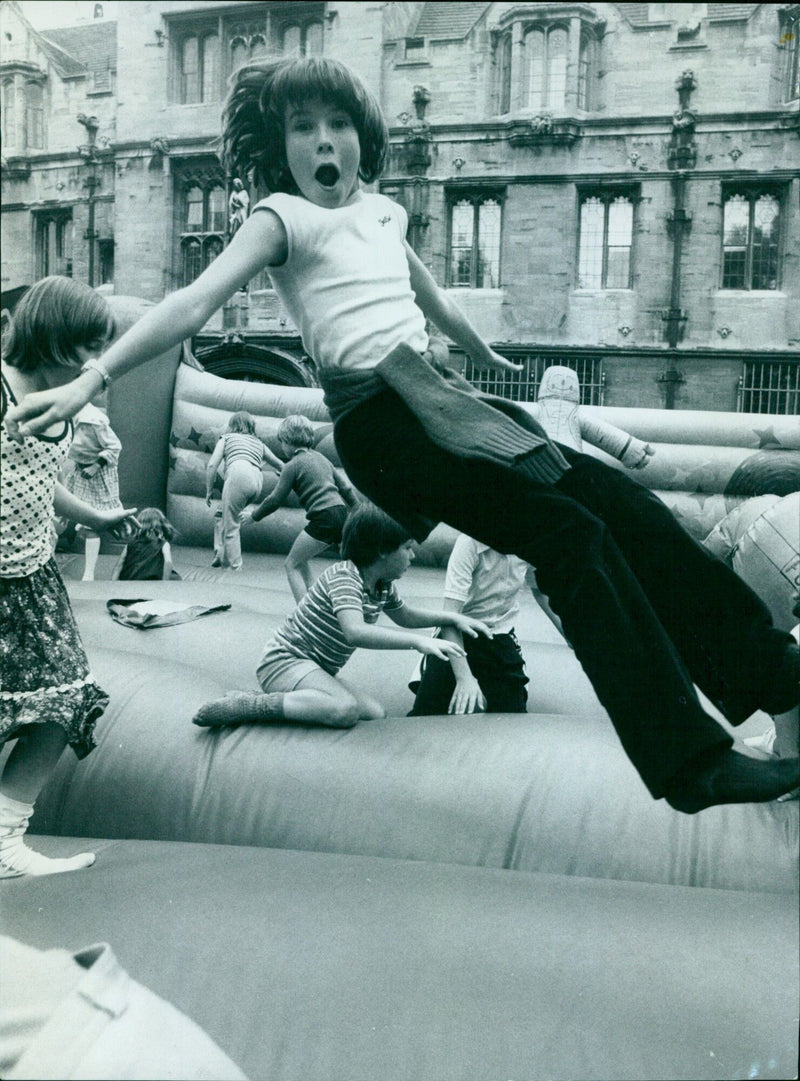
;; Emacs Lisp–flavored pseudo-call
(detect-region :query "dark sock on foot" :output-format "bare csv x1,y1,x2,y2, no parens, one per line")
665,746,800,814
193,691,284,727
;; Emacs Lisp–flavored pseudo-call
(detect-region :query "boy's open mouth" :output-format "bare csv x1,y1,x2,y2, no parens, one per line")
315,164,340,188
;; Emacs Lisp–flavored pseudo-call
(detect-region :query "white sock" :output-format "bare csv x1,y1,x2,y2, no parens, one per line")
0,793,95,879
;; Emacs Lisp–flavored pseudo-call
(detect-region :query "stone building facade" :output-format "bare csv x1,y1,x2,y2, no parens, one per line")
2,1,798,411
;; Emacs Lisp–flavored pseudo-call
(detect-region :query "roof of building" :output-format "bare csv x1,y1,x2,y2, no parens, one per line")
412,2,491,39
615,2,758,24
40,21,117,75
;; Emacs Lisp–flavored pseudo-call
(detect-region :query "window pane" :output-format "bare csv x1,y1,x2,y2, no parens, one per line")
186,186,204,230
204,236,224,269
606,197,632,288
547,28,567,110
282,25,301,57
450,200,474,286
578,197,604,289
2,80,15,146
26,82,43,148
498,34,512,114
305,21,323,56
722,195,749,289
230,38,248,71
477,199,501,288
751,194,780,290
525,30,544,112
208,187,226,233
201,34,219,102
181,36,200,104
182,238,202,285
578,35,592,110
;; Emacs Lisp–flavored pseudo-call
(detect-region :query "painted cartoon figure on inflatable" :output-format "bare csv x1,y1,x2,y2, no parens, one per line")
533,365,655,469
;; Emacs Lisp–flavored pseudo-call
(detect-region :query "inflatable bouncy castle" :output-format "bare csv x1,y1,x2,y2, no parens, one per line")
2,297,798,1081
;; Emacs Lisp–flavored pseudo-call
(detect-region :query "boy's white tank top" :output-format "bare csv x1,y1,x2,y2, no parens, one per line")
254,191,428,372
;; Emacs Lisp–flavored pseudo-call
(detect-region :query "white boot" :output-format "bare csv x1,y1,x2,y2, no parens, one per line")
0,793,95,879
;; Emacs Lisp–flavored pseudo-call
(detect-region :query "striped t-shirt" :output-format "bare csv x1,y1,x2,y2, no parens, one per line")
223,432,265,470
269,560,403,675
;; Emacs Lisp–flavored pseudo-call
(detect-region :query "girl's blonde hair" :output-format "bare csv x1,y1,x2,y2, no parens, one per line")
2,276,114,372
135,507,175,544
278,414,315,449
228,411,256,435
221,57,388,194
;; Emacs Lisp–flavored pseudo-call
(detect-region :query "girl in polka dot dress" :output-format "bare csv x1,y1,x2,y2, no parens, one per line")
0,277,137,878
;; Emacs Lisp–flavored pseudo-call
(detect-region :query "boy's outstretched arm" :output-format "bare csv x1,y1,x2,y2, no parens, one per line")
248,466,294,522
404,242,522,375
388,602,492,639
4,210,288,441
336,608,466,662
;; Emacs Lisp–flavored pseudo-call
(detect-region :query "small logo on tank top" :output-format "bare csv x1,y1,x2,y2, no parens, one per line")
378,215,391,226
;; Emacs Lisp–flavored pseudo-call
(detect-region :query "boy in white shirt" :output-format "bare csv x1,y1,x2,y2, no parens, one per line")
410,534,531,716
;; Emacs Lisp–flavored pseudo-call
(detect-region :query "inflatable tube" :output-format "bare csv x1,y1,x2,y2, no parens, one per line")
25,644,798,894
151,354,799,562
4,841,797,1081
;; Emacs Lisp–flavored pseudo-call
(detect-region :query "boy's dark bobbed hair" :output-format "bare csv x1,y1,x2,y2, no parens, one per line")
340,502,411,570
221,57,388,193
2,276,114,372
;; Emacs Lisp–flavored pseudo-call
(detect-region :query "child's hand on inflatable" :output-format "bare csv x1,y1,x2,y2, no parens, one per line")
205,493,214,507
241,506,255,523
449,675,487,715
450,613,494,639
98,508,139,541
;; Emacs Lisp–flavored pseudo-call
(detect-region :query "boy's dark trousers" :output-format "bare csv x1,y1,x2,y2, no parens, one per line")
410,631,529,716
335,389,792,799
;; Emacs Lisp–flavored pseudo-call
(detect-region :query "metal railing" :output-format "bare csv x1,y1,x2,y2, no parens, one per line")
737,360,800,415
463,351,605,405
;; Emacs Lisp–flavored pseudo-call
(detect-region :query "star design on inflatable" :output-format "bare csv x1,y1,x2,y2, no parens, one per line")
187,426,204,447
169,432,180,448
753,426,782,449
168,451,178,471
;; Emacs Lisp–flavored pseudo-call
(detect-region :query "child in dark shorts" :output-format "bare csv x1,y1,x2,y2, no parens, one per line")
246,413,358,601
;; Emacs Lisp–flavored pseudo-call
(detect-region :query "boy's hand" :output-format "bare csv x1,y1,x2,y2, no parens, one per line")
415,637,466,662
241,506,255,523
449,675,487,715
95,508,139,540
468,348,524,375
449,613,493,639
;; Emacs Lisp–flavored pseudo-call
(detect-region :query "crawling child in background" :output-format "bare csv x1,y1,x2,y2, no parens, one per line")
112,507,180,581
193,502,491,729
533,365,655,468
409,533,531,717
205,410,283,571
58,398,124,581
244,413,359,601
